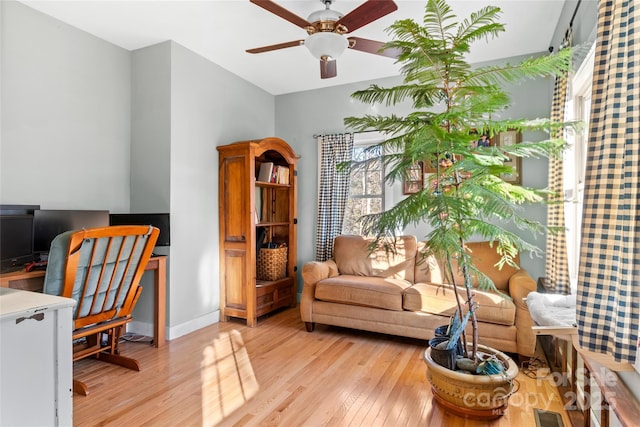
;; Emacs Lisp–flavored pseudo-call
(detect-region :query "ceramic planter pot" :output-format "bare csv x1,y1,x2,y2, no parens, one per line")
424,344,519,420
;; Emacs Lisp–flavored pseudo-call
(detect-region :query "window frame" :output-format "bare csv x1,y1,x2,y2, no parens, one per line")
341,132,387,236
565,43,595,289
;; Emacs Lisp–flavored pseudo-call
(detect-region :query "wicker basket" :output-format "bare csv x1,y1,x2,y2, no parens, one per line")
257,246,288,281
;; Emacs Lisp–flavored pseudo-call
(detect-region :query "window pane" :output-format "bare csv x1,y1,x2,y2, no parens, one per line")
350,169,365,196
343,142,384,236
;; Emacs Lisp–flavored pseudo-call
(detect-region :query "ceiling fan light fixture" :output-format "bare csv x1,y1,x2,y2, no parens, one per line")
305,32,348,60
307,8,343,24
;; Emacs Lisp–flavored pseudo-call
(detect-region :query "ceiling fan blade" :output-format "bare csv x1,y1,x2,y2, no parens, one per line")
320,59,337,79
348,37,401,58
335,0,398,33
246,40,304,54
250,0,312,29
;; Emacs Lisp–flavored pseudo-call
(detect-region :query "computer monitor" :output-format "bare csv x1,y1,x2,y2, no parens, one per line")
109,213,170,247
0,214,34,273
0,204,40,215
33,209,110,254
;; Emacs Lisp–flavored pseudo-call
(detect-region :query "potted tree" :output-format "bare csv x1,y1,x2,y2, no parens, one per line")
344,0,573,419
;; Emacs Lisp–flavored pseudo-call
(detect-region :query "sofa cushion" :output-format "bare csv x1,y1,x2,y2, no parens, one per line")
414,241,520,292
333,235,417,282
414,246,442,284
403,282,516,326
315,275,411,311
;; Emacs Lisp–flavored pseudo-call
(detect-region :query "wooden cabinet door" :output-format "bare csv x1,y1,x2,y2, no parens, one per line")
220,154,248,243
219,152,255,322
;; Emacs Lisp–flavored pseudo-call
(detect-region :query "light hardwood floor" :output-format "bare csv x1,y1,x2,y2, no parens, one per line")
74,307,575,426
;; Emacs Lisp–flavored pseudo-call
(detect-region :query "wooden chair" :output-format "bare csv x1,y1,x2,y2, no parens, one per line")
42,225,159,396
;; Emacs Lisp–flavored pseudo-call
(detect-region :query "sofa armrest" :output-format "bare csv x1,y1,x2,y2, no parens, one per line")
300,260,337,322
509,269,538,356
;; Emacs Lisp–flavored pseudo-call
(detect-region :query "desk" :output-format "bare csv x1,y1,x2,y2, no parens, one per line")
0,256,167,348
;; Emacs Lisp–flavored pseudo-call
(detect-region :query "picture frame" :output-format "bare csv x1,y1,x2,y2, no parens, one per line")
495,130,522,184
470,129,494,148
403,161,424,194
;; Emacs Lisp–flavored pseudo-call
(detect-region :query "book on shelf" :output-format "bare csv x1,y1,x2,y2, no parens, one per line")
257,162,273,182
258,162,289,184
277,166,289,184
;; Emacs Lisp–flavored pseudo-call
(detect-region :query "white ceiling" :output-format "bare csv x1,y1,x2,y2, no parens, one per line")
19,0,567,95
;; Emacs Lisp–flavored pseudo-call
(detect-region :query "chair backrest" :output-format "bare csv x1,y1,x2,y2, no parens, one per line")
43,225,159,329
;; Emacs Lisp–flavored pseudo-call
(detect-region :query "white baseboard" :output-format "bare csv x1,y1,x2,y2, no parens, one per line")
168,310,220,340
127,309,221,342
127,320,154,337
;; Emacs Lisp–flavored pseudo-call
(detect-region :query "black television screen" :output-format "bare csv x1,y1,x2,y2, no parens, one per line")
0,215,34,273
33,209,110,254
109,213,170,247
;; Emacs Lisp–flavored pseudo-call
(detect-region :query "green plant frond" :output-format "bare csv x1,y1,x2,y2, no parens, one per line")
474,270,507,296
342,149,386,175
510,215,547,236
344,114,425,135
547,225,568,235
451,86,510,115
468,48,572,88
360,191,437,235
458,185,519,219
424,228,465,258
422,0,457,41
455,6,504,46
499,139,567,159
474,117,579,136
349,84,431,107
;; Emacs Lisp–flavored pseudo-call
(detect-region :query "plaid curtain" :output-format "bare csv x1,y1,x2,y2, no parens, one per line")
544,29,573,295
315,133,353,261
576,0,640,365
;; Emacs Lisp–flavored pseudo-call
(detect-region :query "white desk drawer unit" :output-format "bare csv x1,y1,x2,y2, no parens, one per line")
0,287,75,426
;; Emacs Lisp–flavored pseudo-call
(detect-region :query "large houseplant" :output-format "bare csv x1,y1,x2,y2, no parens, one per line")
344,0,573,418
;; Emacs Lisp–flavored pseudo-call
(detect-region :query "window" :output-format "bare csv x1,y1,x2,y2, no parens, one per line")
565,44,595,289
342,135,385,236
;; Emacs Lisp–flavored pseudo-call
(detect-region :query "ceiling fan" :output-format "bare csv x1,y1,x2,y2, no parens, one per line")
247,0,400,79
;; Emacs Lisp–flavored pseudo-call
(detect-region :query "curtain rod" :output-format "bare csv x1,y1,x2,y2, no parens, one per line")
313,129,379,139
549,0,582,53
569,0,582,28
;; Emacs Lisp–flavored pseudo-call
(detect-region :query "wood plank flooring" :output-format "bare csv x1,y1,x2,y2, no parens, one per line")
73,307,576,426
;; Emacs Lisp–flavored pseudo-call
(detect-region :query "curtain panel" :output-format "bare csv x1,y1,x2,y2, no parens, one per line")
577,0,640,365
315,133,354,261
545,28,573,295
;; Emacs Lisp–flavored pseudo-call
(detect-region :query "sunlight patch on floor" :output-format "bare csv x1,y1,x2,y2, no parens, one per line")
201,329,259,425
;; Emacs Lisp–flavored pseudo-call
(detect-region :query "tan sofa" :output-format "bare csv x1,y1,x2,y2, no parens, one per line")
300,235,538,356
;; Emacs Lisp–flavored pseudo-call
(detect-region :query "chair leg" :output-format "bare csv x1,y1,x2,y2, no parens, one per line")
96,352,141,371
73,379,89,396
99,325,141,370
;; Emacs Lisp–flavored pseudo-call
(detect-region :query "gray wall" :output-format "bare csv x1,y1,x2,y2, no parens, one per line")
167,41,274,333
1,0,275,339
130,42,172,214
129,40,274,337
128,42,173,334
1,0,131,211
